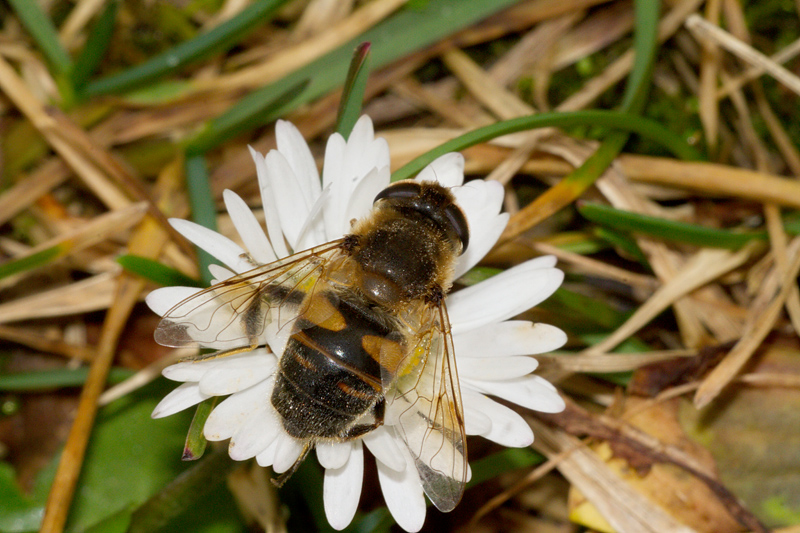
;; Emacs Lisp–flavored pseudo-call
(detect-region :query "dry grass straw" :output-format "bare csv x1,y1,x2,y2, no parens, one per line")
38,156,187,532
527,417,697,533
199,0,409,93
2,0,800,531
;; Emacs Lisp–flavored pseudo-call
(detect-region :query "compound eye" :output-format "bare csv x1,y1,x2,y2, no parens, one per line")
373,181,421,204
445,204,469,254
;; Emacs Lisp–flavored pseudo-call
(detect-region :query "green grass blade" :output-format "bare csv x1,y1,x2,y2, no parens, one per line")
547,287,630,329
116,254,202,287
182,398,216,461
594,227,650,266
7,0,72,76
0,244,63,280
185,154,217,286
82,0,290,98
620,0,661,114
0,367,134,391
71,0,119,91
336,42,372,139
392,109,701,181
580,202,769,249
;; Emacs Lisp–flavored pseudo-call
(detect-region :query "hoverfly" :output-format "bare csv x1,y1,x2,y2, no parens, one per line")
154,180,470,511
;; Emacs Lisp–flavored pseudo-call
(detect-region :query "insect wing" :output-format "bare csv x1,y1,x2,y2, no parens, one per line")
154,242,343,350
384,302,467,512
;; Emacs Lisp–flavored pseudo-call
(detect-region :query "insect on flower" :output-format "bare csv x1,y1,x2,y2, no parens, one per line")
155,179,472,510
149,116,567,531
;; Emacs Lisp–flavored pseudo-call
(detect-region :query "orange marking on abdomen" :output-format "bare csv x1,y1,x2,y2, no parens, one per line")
337,381,376,401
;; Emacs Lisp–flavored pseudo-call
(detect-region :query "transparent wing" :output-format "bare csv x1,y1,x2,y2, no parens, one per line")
383,300,467,512
154,241,345,350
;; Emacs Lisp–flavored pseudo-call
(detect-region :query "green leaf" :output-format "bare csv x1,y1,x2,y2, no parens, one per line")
580,202,769,249
61,382,194,532
127,449,236,533
336,43,372,139
0,381,195,533
117,255,202,288
82,508,132,533
0,462,43,533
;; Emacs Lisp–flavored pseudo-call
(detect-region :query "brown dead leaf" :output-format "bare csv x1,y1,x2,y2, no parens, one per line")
682,336,800,529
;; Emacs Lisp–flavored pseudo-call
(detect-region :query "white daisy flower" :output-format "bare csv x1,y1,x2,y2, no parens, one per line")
147,116,566,532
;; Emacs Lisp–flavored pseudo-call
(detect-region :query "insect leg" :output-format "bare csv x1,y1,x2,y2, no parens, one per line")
338,398,385,439
186,343,260,362
272,441,312,487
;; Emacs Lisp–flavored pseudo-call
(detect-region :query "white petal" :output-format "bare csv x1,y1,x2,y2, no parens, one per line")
457,356,538,381
322,132,348,235
454,214,507,279
265,150,311,251
207,264,235,283
323,116,390,237
294,185,330,250
464,375,565,413
448,257,563,334
204,379,272,440
275,120,321,206
272,434,305,474
451,180,507,276
162,358,223,382
377,447,426,533
229,404,283,460
454,321,567,357
316,441,352,470
146,286,201,316
462,398,492,435
462,389,533,446
343,166,389,233
347,117,389,180
415,152,464,187
324,441,363,530
198,349,276,395
151,382,210,418
451,177,504,218
170,218,252,274
363,427,406,472
223,189,276,264
250,146,289,259
255,439,279,467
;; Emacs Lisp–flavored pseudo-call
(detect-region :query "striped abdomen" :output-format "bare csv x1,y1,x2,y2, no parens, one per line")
271,290,404,440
